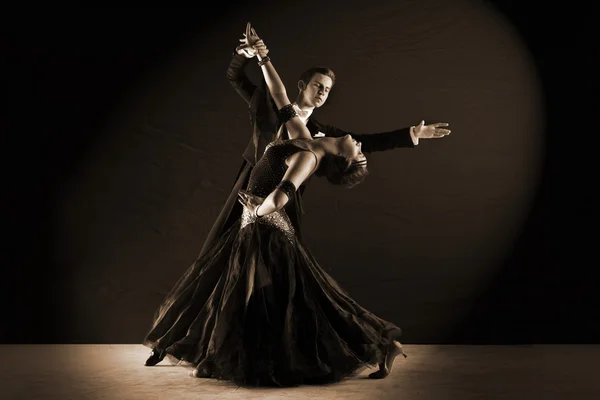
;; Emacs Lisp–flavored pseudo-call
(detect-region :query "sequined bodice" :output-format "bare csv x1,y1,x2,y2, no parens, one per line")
241,139,312,243
246,139,310,198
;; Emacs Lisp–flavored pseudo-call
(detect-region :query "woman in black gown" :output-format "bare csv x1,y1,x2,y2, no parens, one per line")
143,23,406,387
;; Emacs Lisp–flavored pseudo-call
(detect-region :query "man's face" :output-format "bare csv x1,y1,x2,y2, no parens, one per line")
299,73,333,108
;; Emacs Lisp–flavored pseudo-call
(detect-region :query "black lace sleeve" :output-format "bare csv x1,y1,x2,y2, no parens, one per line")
276,179,297,199
277,104,298,124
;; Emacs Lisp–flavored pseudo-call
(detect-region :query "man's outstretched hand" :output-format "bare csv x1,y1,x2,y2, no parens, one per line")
413,120,451,139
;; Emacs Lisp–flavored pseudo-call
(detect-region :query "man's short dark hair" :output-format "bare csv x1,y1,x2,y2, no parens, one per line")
299,67,336,86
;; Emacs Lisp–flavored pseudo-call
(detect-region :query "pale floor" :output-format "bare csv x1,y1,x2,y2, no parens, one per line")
1,344,598,400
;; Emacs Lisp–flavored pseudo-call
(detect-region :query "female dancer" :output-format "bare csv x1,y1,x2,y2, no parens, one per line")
143,23,406,387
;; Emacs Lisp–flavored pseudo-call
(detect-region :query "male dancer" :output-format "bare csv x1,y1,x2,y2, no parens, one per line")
144,24,450,367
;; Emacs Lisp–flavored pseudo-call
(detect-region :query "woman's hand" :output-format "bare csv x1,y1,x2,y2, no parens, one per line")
253,39,269,58
237,190,265,216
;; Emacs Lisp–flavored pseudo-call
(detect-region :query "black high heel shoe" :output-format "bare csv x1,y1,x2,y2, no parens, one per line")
144,349,165,366
368,341,407,379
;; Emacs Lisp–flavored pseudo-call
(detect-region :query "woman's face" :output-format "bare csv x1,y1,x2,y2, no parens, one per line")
340,134,367,164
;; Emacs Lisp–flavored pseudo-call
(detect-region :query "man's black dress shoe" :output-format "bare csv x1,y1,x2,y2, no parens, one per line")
144,349,165,366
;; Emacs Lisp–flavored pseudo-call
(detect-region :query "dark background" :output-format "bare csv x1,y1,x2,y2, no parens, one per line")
2,1,596,344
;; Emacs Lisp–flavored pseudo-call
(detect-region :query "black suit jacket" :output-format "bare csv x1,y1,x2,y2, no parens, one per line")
226,54,416,166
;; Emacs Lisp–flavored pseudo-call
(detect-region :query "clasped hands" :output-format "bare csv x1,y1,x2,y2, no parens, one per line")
236,22,268,58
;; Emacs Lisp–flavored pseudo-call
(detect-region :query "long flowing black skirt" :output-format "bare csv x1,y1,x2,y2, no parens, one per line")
143,216,403,387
